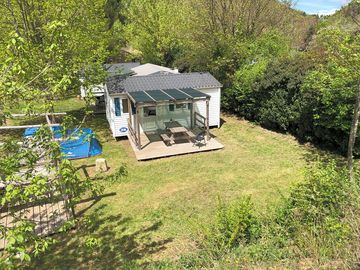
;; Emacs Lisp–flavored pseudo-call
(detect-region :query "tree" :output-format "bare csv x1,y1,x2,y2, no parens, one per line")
0,0,110,106
0,127,105,269
222,31,291,118
0,1,117,267
344,0,360,181
309,28,360,180
124,0,188,65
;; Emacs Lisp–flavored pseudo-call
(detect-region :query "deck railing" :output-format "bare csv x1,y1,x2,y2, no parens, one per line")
127,118,139,147
194,112,206,129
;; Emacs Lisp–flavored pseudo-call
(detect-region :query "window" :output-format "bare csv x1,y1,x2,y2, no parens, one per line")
122,99,129,113
169,104,175,112
144,106,156,117
114,98,121,116
176,103,187,110
131,102,136,114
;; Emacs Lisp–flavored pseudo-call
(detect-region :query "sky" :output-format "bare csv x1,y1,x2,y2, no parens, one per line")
295,0,351,16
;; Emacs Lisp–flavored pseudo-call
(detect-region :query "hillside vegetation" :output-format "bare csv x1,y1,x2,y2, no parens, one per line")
117,0,359,155
0,0,359,269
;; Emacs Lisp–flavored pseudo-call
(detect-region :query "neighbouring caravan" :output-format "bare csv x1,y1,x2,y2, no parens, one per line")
80,62,141,99
80,62,180,99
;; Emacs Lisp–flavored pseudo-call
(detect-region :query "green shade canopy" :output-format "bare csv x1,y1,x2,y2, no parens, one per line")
181,88,208,98
128,88,210,105
144,90,170,101
128,91,155,103
162,89,190,100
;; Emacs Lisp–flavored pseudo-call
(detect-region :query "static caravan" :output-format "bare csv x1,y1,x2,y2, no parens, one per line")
80,62,181,100
80,62,140,99
104,72,222,139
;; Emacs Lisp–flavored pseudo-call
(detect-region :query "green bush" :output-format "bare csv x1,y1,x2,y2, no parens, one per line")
225,28,360,156
275,162,354,262
300,62,358,154
254,56,310,132
258,89,299,131
190,162,359,268
202,196,259,254
222,59,268,119
224,55,312,132
283,162,350,223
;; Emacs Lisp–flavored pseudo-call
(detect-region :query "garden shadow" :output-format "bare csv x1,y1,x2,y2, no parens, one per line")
31,204,173,269
219,117,227,128
75,192,117,217
76,164,113,180
302,144,347,167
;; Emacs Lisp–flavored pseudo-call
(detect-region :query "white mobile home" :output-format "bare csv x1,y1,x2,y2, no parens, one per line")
131,63,179,76
80,62,181,99
80,62,140,99
104,72,222,139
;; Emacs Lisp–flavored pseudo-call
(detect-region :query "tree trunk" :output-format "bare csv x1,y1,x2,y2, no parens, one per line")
347,81,360,182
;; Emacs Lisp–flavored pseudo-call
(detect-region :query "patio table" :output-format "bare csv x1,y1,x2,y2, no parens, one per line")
169,128,190,143
168,126,188,134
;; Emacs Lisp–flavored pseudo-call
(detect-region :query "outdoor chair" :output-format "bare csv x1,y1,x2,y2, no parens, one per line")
193,131,206,148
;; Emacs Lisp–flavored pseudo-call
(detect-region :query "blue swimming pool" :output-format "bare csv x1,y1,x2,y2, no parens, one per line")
24,127,102,159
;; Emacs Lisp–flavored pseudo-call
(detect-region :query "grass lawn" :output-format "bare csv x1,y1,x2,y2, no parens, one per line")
1,97,313,269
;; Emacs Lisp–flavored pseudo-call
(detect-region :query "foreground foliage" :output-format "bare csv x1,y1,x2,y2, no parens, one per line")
0,126,128,269
180,162,360,269
0,1,113,268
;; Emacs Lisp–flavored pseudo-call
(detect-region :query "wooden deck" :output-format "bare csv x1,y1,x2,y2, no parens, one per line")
128,129,224,161
0,199,71,250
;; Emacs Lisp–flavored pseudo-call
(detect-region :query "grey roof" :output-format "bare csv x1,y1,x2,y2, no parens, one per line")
104,62,140,76
106,72,222,94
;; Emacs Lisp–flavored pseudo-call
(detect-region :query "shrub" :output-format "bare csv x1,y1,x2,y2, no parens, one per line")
106,164,127,183
222,59,268,119
202,196,259,254
258,89,299,131
193,162,359,269
224,55,312,133
275,161,355,263
300,63,358,154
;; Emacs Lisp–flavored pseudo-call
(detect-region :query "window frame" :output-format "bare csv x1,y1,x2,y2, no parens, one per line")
122,98,129,114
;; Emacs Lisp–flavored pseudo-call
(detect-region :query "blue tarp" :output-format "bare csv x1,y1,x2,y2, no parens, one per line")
24,127,102,160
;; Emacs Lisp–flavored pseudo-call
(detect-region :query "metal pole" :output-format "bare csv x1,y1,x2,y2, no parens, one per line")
206,99,210,140
136,106,141,150
128,98,132,128
0,124,61,130
190,102,194,129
